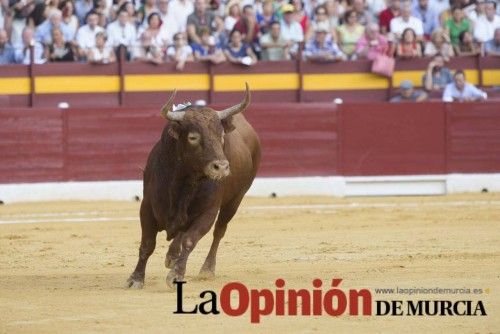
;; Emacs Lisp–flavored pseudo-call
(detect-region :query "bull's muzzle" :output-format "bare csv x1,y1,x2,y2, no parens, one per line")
205,160,230,180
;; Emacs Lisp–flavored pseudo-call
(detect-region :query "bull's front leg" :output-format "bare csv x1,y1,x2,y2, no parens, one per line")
166,207,219,290
165,232,183,269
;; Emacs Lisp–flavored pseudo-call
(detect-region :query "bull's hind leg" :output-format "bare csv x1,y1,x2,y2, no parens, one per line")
126,199,158,289
199,196,244,279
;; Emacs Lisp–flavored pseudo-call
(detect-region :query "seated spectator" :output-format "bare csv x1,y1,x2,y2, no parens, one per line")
396,28,422,58
166,32,194,70
187,0,220,44
168,0,194,34
0,28,15,64
443,70,487,102
466,0,485,25
445,6,471,46
422,54,453,91
390,80,428,102
257,0,278,34
224,0,241,33
366,0,386,18
351,0,375,26
424,28,454,60
337,10,365,60
223,29,258,65
412,0,440,38
290,0,309,35
75,0,94,25
473,1,500,43
260,21,291,60
484,27,500,56
88,32,116,63
355,22,388,60
308,5,337,42
304,26,346,62
324,0,344,30
454,30,481,56
45,26,76,62
59,0,79,39
191,27,226,64
14,27,46,64
139,13,169,52
76,10,105,59
106,8,137,54
35,8,74,45
137,0,157,26
390,0,423,40
379,0,400,35
233,5,261,53
280,4,304,55
131,30,164,64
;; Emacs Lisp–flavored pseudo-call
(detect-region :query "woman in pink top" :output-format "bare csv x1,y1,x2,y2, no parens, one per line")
355,23,388,60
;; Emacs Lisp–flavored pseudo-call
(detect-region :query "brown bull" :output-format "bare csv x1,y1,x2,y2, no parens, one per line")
126,83,261,289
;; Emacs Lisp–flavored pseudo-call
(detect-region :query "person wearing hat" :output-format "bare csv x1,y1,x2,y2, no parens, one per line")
280,3,304,55
304,25,346,61
390,80,428,102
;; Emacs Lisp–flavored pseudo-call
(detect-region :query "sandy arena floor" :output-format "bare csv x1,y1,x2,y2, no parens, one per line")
0,194,499,333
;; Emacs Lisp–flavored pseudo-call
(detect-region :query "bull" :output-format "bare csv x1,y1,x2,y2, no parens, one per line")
126,83,261,289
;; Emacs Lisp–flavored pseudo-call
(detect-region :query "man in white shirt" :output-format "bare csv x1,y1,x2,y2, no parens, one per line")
280,4,304,44
157,0,178,44
168,0,194,33
106,9,137,52
14,27,46,64
35,9,74,45
390,0,424,40
443,71,487,102
76,10,105,58
473,1,500,43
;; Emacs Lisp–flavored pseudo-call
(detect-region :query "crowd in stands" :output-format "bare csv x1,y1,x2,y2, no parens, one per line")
0,0,499,66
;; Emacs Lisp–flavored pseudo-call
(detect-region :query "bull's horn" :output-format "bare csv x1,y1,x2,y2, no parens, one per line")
160,89,185,121
218,82,250,120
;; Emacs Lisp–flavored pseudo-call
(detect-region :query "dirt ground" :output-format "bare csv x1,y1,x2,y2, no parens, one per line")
0,194,499,333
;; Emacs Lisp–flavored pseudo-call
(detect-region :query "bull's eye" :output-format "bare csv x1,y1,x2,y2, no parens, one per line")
187,132,201,146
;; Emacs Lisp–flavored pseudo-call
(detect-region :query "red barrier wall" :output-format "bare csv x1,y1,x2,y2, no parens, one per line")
0,102,499,184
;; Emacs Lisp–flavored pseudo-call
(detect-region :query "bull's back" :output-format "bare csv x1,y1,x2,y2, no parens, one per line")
221,113,261,204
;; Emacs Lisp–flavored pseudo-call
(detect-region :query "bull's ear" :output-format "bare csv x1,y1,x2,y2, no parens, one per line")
221,116,236,133
167,122,180,139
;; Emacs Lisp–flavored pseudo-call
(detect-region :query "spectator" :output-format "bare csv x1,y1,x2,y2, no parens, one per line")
337,10,364,59
233,5,261,49
14,26,46,64
455,30,481,55
137,0,157,25
443,70,487,101
131,30,164,64
9,0,35,46
324,0,344,30
290,0,309,35
59,0,79,38
76,10,105,58
168,0,194,34
396,27,422,58
473,1,500,43
366,0,386,18
139,13,169,51
424,28,455,60
223,29,257,65
280,3,304,54
351,0,374,26
379,0,400,35
257,0,278,34
260,20,291,60
484,27,500,56
0,28,15,64
422,54,453,91
93,0,110,27
429,0,450,18
88,31,116,63
390,0,424,40
45,26,76,61
119,2,139,26
157,0,178,35
35,8,74,45
187,0,219,44
412,0,439,37
355,22,389,60
106,8,137,54
75,0,93,25
390,80,428,102
304,26,345,61
308,5,337,41
166,32,194,70
192,27,226,63
224,0,241,33
466,0,485,25
445,6,471,46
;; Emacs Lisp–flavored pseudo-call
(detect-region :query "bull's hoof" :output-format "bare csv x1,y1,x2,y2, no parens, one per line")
198,269,215,280
125,276,144,289
166,270,182,291
165,255,178,269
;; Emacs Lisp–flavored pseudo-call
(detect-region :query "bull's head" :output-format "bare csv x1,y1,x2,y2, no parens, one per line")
160,83,250,181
